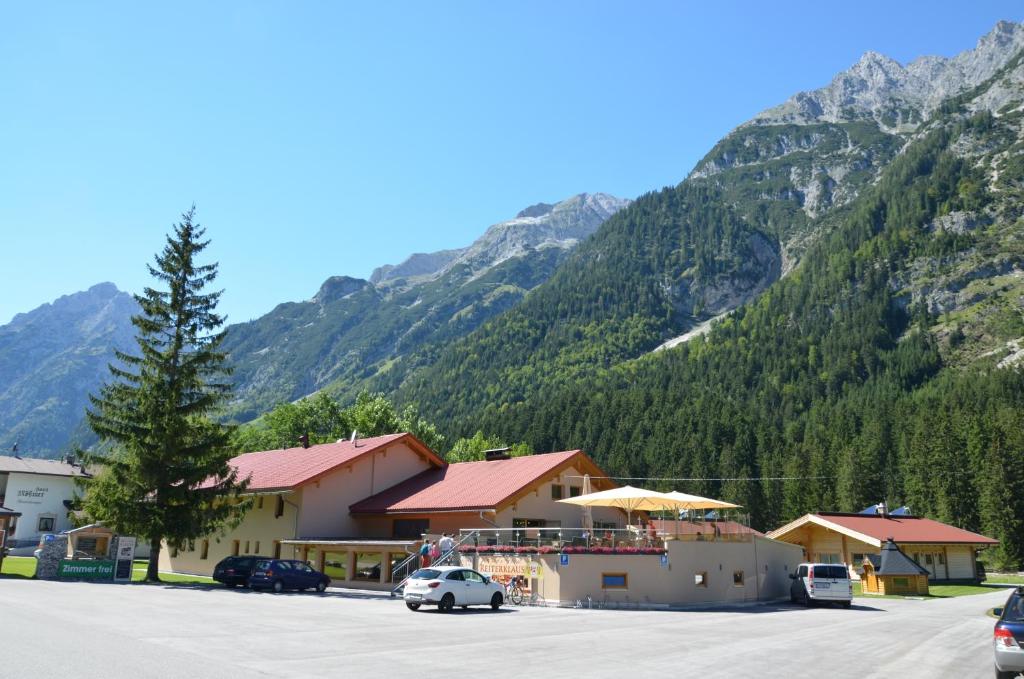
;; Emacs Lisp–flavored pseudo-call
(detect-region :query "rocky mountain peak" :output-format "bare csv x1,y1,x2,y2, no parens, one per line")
747,20,1024,129
368,192,631,290
312,276,368,305
516,202,555,219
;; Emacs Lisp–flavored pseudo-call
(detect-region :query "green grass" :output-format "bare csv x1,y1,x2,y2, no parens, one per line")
987,574,1024,585
1,556,37,579
854,580,1015,599
2,555,211,584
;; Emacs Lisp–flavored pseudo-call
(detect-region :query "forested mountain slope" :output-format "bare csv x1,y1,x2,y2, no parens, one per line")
223,193,628,420
387,24,1024,565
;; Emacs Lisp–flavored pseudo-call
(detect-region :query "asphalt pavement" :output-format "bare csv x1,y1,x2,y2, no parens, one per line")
0,578,1012,678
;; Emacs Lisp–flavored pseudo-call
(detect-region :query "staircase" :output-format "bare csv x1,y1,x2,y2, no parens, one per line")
390,531,479,597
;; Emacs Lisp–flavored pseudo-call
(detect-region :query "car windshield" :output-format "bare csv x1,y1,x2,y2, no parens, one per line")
410,569,442,580
1004,596,1024,621
812,565,848,579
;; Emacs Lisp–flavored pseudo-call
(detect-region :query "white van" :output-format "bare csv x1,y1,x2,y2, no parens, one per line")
789,563,853,608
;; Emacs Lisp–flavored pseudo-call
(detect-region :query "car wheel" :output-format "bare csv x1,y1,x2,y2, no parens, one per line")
316,581,327,593
406,602,421,611
803,591,812,607
841,601,852,609
438,593,455,613
224,582,236,588
995,667,1016,679
272,580,284,594
491,592,503,610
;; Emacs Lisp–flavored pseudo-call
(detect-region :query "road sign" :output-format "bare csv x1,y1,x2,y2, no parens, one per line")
114,536,136,582
560,553,569,566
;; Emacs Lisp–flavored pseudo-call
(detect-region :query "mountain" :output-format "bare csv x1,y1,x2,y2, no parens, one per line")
381,22,1024,564
221,192,630,420
0,283,137,456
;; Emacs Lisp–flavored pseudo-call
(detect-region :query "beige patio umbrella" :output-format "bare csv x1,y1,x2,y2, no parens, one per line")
557,485,695,527
663,491,741,537
581,474,594,536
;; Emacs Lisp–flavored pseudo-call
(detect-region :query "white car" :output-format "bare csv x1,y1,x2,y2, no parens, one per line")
403,566,505,612
789,563,853,607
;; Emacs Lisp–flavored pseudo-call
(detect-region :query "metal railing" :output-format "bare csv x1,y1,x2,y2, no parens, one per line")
389,530,480,597
459,523,752,549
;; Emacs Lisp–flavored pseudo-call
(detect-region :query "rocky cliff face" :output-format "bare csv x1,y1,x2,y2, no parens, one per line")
749,20,1024,129
0,283,137,456
369,193,630,290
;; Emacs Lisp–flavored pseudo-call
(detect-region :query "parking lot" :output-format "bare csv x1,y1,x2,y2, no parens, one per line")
0,579,1010,678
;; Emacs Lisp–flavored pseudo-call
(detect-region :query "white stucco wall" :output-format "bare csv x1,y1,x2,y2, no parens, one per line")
297,442,432,538
4,472,77,545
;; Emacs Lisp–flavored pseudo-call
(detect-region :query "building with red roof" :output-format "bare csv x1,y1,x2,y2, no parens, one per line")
766,509,998,582
160,434,622,589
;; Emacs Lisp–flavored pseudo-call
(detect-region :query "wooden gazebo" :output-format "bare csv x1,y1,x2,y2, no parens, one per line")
861,538,930,595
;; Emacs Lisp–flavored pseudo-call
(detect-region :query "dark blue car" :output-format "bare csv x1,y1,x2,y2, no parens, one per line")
249,558,331,594
995,586,1024,678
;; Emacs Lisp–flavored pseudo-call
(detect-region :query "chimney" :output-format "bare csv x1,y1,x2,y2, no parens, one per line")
484,447,511,462
880,501,889,518
298,434,309,449
349,430,358,446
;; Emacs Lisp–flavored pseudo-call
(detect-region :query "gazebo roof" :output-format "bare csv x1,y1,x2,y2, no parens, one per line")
864,538,930,576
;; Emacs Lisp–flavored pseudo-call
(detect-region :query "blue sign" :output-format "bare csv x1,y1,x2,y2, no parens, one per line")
559,554,569,566
660,554,669,568
44,534,55,543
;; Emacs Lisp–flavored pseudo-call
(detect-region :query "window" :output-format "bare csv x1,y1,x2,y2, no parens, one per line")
244,540,250,554
811,565,849,580
602,573,628,589
324,552,348,580
171,546,179,558
463,570,485,583
733,571,744,586
797,565,808,578
275,496,284,518
393,519,429,539
354,552,382,581
200,540,209,560
257,496,264,510
37,516,55,532
446,570,465,581
254,541,260,554
273,541,281,559
694,572,708,587
937,553,945,566
852,553,866,568
232,540,240,556
551,484,564,500
569,486,582,497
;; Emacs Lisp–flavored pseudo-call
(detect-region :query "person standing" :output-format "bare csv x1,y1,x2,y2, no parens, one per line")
430,539,441,563
439,533,455,558
419,540,432,568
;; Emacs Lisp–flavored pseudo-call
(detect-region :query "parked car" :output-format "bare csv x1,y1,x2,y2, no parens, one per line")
789,563,853,608
403,566,505,612
212,555,267,588
994,586,1024,679
248,558,330,593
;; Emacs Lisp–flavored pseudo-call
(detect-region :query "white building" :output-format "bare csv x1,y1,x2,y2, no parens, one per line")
0,455,90,554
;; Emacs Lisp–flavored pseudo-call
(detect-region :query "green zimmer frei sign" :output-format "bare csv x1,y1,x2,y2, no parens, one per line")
58,560,115,580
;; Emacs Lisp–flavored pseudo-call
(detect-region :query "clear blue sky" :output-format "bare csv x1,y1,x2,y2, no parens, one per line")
2,2,1020,325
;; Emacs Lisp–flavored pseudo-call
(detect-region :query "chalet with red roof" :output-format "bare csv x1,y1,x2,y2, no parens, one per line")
160,434,621,589
766,508,998,583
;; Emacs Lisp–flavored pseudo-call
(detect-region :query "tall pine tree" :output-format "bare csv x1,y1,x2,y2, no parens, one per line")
83,207,247,581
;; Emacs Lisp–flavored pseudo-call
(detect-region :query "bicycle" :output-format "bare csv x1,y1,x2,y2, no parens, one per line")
505,576,525,605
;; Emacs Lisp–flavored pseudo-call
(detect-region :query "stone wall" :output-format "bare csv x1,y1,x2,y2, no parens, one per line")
35,535,68,580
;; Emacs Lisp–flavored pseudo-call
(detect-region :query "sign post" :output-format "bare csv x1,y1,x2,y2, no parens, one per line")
114,536,136,582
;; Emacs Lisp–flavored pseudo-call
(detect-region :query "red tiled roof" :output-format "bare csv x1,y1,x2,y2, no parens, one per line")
813,513,997,545
350,450,595,514
206,433,437,492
